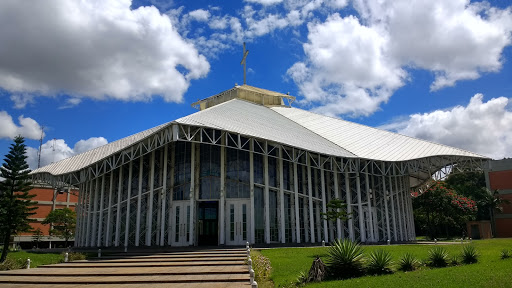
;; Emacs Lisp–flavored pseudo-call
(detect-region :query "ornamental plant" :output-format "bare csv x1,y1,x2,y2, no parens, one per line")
427,246,449,268
460,245,478,264
413,181,477,239
325,239,365,279
366,249,394,275
398,253,419,272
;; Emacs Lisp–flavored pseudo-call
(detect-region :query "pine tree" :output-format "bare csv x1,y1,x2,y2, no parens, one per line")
0,136,36,262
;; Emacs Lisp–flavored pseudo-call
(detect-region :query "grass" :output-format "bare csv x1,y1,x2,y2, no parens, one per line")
260,238,512,288
1,251,66,270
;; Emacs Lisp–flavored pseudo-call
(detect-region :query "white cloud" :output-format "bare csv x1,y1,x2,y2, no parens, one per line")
188,9,210,22
354,0,512,91
245,0,284,6
289,0,512,116
10,94,35,109
381,94,512,159
288,14,406,116
0,111,44,140
0,0,209,104
26,137,108,170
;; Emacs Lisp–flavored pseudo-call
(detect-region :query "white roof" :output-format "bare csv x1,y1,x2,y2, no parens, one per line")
31,96,486,177
271,106,485,161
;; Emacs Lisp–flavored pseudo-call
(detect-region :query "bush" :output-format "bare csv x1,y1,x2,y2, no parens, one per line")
500,249,510,260
253,254,272,283
0,257,25,271
366,249,393,275
65,252,87,262
398,253,418,272
325,239,365,279
449,255,460,266
427,247,449,268
461,245,478,264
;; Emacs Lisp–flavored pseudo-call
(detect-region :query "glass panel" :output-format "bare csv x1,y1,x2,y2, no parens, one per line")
254,187,265,243
269,190,279,242
199,144,220,199
242,204,247,240
186,205,190,242
174,142,191,201
175,206,180,242
254,153,264,185
230,204,235,241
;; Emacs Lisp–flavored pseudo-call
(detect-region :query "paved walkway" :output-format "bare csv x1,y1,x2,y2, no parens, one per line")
0,249,251,287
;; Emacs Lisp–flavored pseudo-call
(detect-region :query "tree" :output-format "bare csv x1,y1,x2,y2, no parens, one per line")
43,208,76,247
321,199,351,224
0,136,36,262
32,228,43,248
413,181,477,239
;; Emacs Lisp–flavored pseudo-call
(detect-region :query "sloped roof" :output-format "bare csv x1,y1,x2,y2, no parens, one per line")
271,107,485,161
31,89,487,177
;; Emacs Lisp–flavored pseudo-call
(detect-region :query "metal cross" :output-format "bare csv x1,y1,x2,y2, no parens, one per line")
240,42,249,85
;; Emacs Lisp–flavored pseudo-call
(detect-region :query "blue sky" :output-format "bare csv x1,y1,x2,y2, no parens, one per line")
1,0,512,169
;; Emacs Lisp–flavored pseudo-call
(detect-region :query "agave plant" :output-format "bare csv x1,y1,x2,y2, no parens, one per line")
366,249,394,275
449,255,460,266
461,245,479,264
428,246,449,268
325,239,365,279
398,253,418,272
501,249,510,260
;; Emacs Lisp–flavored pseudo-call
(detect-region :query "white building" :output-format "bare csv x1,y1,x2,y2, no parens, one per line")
31,85,487,247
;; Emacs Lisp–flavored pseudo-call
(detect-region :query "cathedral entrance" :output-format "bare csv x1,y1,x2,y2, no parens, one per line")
197,201,219,246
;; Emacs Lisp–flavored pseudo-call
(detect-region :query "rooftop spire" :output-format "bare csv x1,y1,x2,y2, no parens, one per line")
240,42,249,85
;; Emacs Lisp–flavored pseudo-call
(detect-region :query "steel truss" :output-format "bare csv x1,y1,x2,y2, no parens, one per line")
31,123,486,247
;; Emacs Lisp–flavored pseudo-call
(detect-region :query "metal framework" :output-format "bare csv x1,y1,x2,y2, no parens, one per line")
32,122,486,248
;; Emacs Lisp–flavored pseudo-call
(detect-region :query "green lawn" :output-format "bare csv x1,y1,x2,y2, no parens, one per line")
1,251,64,269
260,239,512,288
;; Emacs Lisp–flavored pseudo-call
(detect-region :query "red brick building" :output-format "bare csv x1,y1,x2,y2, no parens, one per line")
485,159,512,238
14,185,78,248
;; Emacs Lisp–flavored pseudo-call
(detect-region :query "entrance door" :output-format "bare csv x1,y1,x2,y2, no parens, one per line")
171,202,190,246
198,201,218,246
226,200,250,245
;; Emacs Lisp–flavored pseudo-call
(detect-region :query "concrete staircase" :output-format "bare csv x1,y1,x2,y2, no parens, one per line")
0,249,251,287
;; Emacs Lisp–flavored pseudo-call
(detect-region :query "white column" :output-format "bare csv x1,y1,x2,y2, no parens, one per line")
124,160,133,247
321,166,328,243
75,183,82,246
167,144,175,245
160,144,168,246
333,162,342,239
293,160,300,243
146,151,155,246
399,177,408,241
264,143,270,244
249,141,255,244
105,172,114,246
220,143,226,245
85,180,93,247
115,167,123,246
382,163,391,241
306,156,315,243
356,171,365,242
394,176,403,241
91,177,100,247
135,156,143,246
365,167,375,242
279,147,285,243
189,142,195,246
97,175,106,246
388,176,398,241
345,171,354,241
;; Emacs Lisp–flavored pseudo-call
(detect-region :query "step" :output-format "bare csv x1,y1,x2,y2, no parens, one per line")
82,257,245,263
0,266,248,276
0,274,250,284
39,261,246,268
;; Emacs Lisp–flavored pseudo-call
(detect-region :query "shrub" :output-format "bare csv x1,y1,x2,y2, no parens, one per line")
0,257,25,271
461,245,478,264
295,270,308,287
398,253,418,272
449,255,460,266
253,254,272,283
427,247,449,268
366,249,393,275
325,239,365,279
500,249,510,260
65,252,87,262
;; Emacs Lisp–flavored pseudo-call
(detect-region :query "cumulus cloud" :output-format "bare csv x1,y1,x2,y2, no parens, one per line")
188,9,210,22
290,0,512,116
288,14,406,116
0,0,209,105
0,111,44,140
26,137,108,170
245,0,284,6
381,94,512,159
